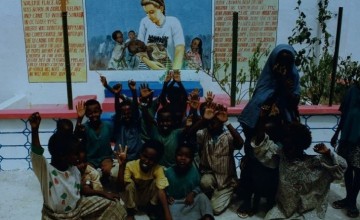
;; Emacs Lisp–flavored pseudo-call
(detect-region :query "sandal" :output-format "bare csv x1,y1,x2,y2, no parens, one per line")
347,206,360,218
236,206,254,219
332,199,348,209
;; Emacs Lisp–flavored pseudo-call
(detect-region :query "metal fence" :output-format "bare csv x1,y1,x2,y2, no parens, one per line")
0,114,340,171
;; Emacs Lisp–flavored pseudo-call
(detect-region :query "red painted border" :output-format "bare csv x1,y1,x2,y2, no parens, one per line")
0,95,96,119
0,94,340,119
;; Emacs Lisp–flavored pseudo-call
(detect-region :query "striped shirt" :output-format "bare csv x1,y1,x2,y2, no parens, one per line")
197,129,238,189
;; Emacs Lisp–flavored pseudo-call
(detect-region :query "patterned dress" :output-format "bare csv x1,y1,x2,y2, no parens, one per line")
252,135,347,219
31,145,126,219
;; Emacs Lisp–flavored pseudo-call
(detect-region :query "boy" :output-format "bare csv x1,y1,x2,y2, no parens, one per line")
140,72,196,168
165,144,214,220
28,112,126,219
196,103,244,215
140,80,182,168
100,76,143,161
161,70,188,129
121,140,171,220
75,99,116,184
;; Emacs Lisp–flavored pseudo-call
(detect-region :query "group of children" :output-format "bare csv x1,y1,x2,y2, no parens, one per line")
29,45,357,220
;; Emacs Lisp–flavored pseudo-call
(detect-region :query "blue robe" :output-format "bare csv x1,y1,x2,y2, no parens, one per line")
238,44,300,129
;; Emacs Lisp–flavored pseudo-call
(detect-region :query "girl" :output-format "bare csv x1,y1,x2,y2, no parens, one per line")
28,112,126,219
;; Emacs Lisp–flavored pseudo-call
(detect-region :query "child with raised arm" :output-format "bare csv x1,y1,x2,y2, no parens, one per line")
122,139,172,220
165,144,214,220
162,70,189,129
196,103,244,215
139,84,180,168
251,107,347,219
74,99,116,186
28,112,126,219
77,141,128,193
100,76,143,161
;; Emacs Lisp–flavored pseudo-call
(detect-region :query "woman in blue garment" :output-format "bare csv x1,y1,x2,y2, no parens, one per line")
237,44,301,218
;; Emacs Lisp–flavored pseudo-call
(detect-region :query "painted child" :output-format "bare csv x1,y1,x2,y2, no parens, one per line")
108,30,127,70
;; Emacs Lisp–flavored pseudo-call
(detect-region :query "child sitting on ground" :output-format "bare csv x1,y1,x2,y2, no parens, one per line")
165,144,214,220
140,82,184,168
251,107,347,219
196,103,244,215
121,139,172,220
77,140,128,195
75,99,117,187
100,76,143,161
28,112,126,219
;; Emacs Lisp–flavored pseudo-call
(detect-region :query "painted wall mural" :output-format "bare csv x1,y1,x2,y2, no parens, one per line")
21,0,278,82
85,0,213,71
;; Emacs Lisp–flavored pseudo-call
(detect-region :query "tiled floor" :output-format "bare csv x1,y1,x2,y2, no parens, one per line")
0,170,357,220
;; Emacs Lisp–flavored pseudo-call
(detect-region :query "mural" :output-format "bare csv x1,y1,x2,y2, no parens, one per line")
85,0,213,71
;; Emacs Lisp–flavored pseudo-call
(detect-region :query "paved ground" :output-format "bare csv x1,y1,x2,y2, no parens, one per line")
0,170,358,220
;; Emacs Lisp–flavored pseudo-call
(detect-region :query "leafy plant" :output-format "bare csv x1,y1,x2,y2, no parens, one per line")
300,52,333,104
201,43,269,104
333,56,360,102
288,0,334,105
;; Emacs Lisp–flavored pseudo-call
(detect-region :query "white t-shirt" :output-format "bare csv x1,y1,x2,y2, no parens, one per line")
138,16,185,62
31,148,81,213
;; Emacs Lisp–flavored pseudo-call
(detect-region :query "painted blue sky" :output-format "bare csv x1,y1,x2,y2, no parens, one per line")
85,0,213,40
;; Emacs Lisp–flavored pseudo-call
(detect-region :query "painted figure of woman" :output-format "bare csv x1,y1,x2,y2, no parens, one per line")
138,0,185,70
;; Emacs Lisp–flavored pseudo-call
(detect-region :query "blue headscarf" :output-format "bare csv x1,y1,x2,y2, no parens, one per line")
238,44,300,129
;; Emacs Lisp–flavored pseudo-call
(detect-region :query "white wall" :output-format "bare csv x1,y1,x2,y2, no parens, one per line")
0,0,359,105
